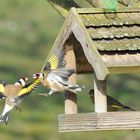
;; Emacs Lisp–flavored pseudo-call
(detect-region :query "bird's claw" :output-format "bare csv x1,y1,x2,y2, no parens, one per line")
39,93,49,97
14,107,21,112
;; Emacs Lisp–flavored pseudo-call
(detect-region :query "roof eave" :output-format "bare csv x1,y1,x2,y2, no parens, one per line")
70,7,109,80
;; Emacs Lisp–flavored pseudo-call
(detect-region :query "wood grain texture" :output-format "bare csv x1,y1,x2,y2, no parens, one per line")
101,53,140,67
59,112,140,132
71,8,109,80
77,7,140,14
65,47,78,114
94,74,107,112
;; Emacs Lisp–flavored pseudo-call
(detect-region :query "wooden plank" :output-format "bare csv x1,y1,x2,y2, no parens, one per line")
77,7,140,14
70,8,109,80
92,13,112,26
129,26,140,37
65,46,78,114
101,52,140,67
59,113,97,132
94,38,140,51
102,14,123,26
109,66,140,74
87,26,138,39
127,13,140,24
117,13,135,25
94,74,107,112
101,52,140,73
81,14,100,27
59,112,140,132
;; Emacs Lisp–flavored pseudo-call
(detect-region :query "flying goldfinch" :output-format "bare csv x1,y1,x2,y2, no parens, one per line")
0,74,43,125
33,48,84,96
89,89,135,111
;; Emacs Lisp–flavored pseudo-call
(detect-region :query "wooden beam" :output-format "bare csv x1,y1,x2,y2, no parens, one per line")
94,74,107,112
64,45,78,114
70,8,109,80
76,7,140,14
109,66,140,74
59,112,140,132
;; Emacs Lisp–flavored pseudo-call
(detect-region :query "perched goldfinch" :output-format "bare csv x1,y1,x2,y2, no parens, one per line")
33,48,84,96
0,74,43,125
89,89,135,111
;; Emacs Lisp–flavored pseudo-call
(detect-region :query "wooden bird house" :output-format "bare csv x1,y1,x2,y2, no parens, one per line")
43,6,140,132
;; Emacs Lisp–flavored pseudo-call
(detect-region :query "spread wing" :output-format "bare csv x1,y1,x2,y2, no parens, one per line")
14,78,41,104
51,68,75,80
0,80,7,100
43,48,66,72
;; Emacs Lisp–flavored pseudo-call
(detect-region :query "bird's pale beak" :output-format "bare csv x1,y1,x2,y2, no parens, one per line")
32,74,37,79
25,77,28,81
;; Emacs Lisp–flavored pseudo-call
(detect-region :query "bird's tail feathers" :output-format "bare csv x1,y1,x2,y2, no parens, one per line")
124,106,135,111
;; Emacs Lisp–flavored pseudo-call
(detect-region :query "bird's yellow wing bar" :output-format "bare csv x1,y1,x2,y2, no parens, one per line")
0,82,6,99
18,78,41,96
0,84,4,93
43,48,66,71
15,78,41,104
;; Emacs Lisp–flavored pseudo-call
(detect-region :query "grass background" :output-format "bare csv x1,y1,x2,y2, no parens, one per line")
0,0,140,140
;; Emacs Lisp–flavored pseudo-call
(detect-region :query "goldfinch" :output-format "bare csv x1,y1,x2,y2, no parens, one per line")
0,74,43,125
89,89,135,111
33,48,84,96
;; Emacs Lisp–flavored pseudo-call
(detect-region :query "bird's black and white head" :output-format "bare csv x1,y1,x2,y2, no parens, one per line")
32,73,45,79
15,77,28,86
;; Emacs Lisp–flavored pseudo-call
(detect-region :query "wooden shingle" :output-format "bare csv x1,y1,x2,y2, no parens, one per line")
42,7,140,80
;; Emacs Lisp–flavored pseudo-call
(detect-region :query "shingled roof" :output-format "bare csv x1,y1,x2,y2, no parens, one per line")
43,7,140,80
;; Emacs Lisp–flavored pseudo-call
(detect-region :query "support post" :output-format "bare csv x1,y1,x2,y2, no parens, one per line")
64,45,78,114
94,74,107,112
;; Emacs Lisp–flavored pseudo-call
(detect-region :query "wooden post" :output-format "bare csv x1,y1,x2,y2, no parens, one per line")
94,74,107,112
64,45,78,114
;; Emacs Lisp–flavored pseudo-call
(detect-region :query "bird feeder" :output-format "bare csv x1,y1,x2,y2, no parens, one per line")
42,7,140,132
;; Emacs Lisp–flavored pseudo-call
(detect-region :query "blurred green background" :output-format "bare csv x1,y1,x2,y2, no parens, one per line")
0,0,140,140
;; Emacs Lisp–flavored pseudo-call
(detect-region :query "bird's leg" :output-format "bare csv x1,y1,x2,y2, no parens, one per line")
39,90,56,97
14,106,21,112
48,90,57,96
39,93,49,97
